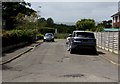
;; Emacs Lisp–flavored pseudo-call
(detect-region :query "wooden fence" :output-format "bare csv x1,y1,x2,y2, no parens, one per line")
94,32,120,54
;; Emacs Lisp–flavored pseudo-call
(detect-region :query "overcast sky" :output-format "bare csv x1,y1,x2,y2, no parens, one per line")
30,2,118,24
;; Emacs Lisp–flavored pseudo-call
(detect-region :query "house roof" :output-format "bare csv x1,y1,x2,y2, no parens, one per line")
103,28,120,32
111,11,120,17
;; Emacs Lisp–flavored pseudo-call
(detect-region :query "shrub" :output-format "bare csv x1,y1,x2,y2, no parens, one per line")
54,33,68,39
2,29,38,47
37,33,44,40
38,27,55,35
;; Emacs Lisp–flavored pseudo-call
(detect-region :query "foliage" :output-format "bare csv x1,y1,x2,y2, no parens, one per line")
37,18,47,27
2,2,36,30
16,21,37,30
76,19,96,31
37,17,76,34
54,33,69,39
2,29,37,47
95,20,112,32
53,23,76,34
96,23,104,32
102,20,112,28
46,18,54,27
38,27,55,35
36,33,44,39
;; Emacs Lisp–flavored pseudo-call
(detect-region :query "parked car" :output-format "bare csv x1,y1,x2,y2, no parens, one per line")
43,33,54,42
68,31,97,54
66,34,72,44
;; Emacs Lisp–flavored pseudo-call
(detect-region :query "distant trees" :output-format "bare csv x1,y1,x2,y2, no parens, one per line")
46,18,54,27
75,19,112,32
95,20,112,32
37,17,76,34
101,20,112,28
37,18,47,27
76,19,96,31
53,23,76,33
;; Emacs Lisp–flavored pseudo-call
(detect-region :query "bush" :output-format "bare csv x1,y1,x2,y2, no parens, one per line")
54,33,68,39
2,29,38,47
38,27,55,35
37,33,44,40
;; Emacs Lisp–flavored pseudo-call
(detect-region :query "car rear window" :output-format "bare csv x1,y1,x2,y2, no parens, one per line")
45,33,53,36
75,32,95,38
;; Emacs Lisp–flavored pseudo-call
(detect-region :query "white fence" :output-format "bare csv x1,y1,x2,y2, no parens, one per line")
94,32,120,54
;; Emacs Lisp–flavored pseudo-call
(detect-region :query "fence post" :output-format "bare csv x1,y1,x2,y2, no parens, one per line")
118,31,120,56
118,31,120,68
108,32,110,51
104,32,105,50
101,32,102,48
112,32,114,53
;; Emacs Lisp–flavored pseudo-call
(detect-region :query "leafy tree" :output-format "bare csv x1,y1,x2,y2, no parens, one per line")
2,2,36,30
96,23,104,32
102,20,112,28
53,23,76,33
37,17,47,27
37,17,76,34
76,19,96,31
95,20,112,32
46,18,54,27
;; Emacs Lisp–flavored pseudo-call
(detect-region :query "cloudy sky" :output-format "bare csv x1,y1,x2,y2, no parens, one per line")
29,2,118,24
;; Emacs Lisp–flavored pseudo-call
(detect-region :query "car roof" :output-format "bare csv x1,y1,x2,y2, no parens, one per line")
45,33,53,34
73,30,93,33
73,30,85,32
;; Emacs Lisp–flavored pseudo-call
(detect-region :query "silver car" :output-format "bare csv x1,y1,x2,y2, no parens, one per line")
43,33,54,42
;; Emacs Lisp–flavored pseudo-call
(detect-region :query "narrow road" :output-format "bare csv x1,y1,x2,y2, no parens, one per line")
2,39,118,82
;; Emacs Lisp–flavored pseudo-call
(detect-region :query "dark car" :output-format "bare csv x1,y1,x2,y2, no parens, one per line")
43,33,54,42
68,31,96,54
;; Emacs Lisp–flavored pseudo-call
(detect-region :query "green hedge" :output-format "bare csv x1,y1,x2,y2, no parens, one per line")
2,29,37,47
54,33,68,39
38,27,55,35
36,33,44,39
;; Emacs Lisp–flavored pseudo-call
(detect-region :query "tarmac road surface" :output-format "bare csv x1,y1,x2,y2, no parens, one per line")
2,39,118,82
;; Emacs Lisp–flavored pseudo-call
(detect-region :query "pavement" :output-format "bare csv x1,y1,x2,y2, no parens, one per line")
0,40,43,65
0,39,119,66
97,48,119,66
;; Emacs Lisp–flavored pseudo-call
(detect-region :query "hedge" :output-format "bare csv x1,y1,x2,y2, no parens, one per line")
2,29,37,47
38,27,55,35
54,33,68,39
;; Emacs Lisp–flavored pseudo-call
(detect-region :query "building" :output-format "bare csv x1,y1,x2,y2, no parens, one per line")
111,12,120,28
111,1,120,28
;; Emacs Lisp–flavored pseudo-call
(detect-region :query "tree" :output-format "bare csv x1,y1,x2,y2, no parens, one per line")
102,20,112,28
76,19,96,31
96,23,104,32
37,17,47,27
2,2,36,30
46,18,54,27
95,20,112,32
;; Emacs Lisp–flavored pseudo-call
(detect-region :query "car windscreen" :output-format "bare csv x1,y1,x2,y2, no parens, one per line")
75,32,95,38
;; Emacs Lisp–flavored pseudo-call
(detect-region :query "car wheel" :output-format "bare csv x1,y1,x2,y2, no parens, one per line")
52,39,55,42
70,48,74,54
67,44,70,51
93,48,97,55
43,39,46,42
